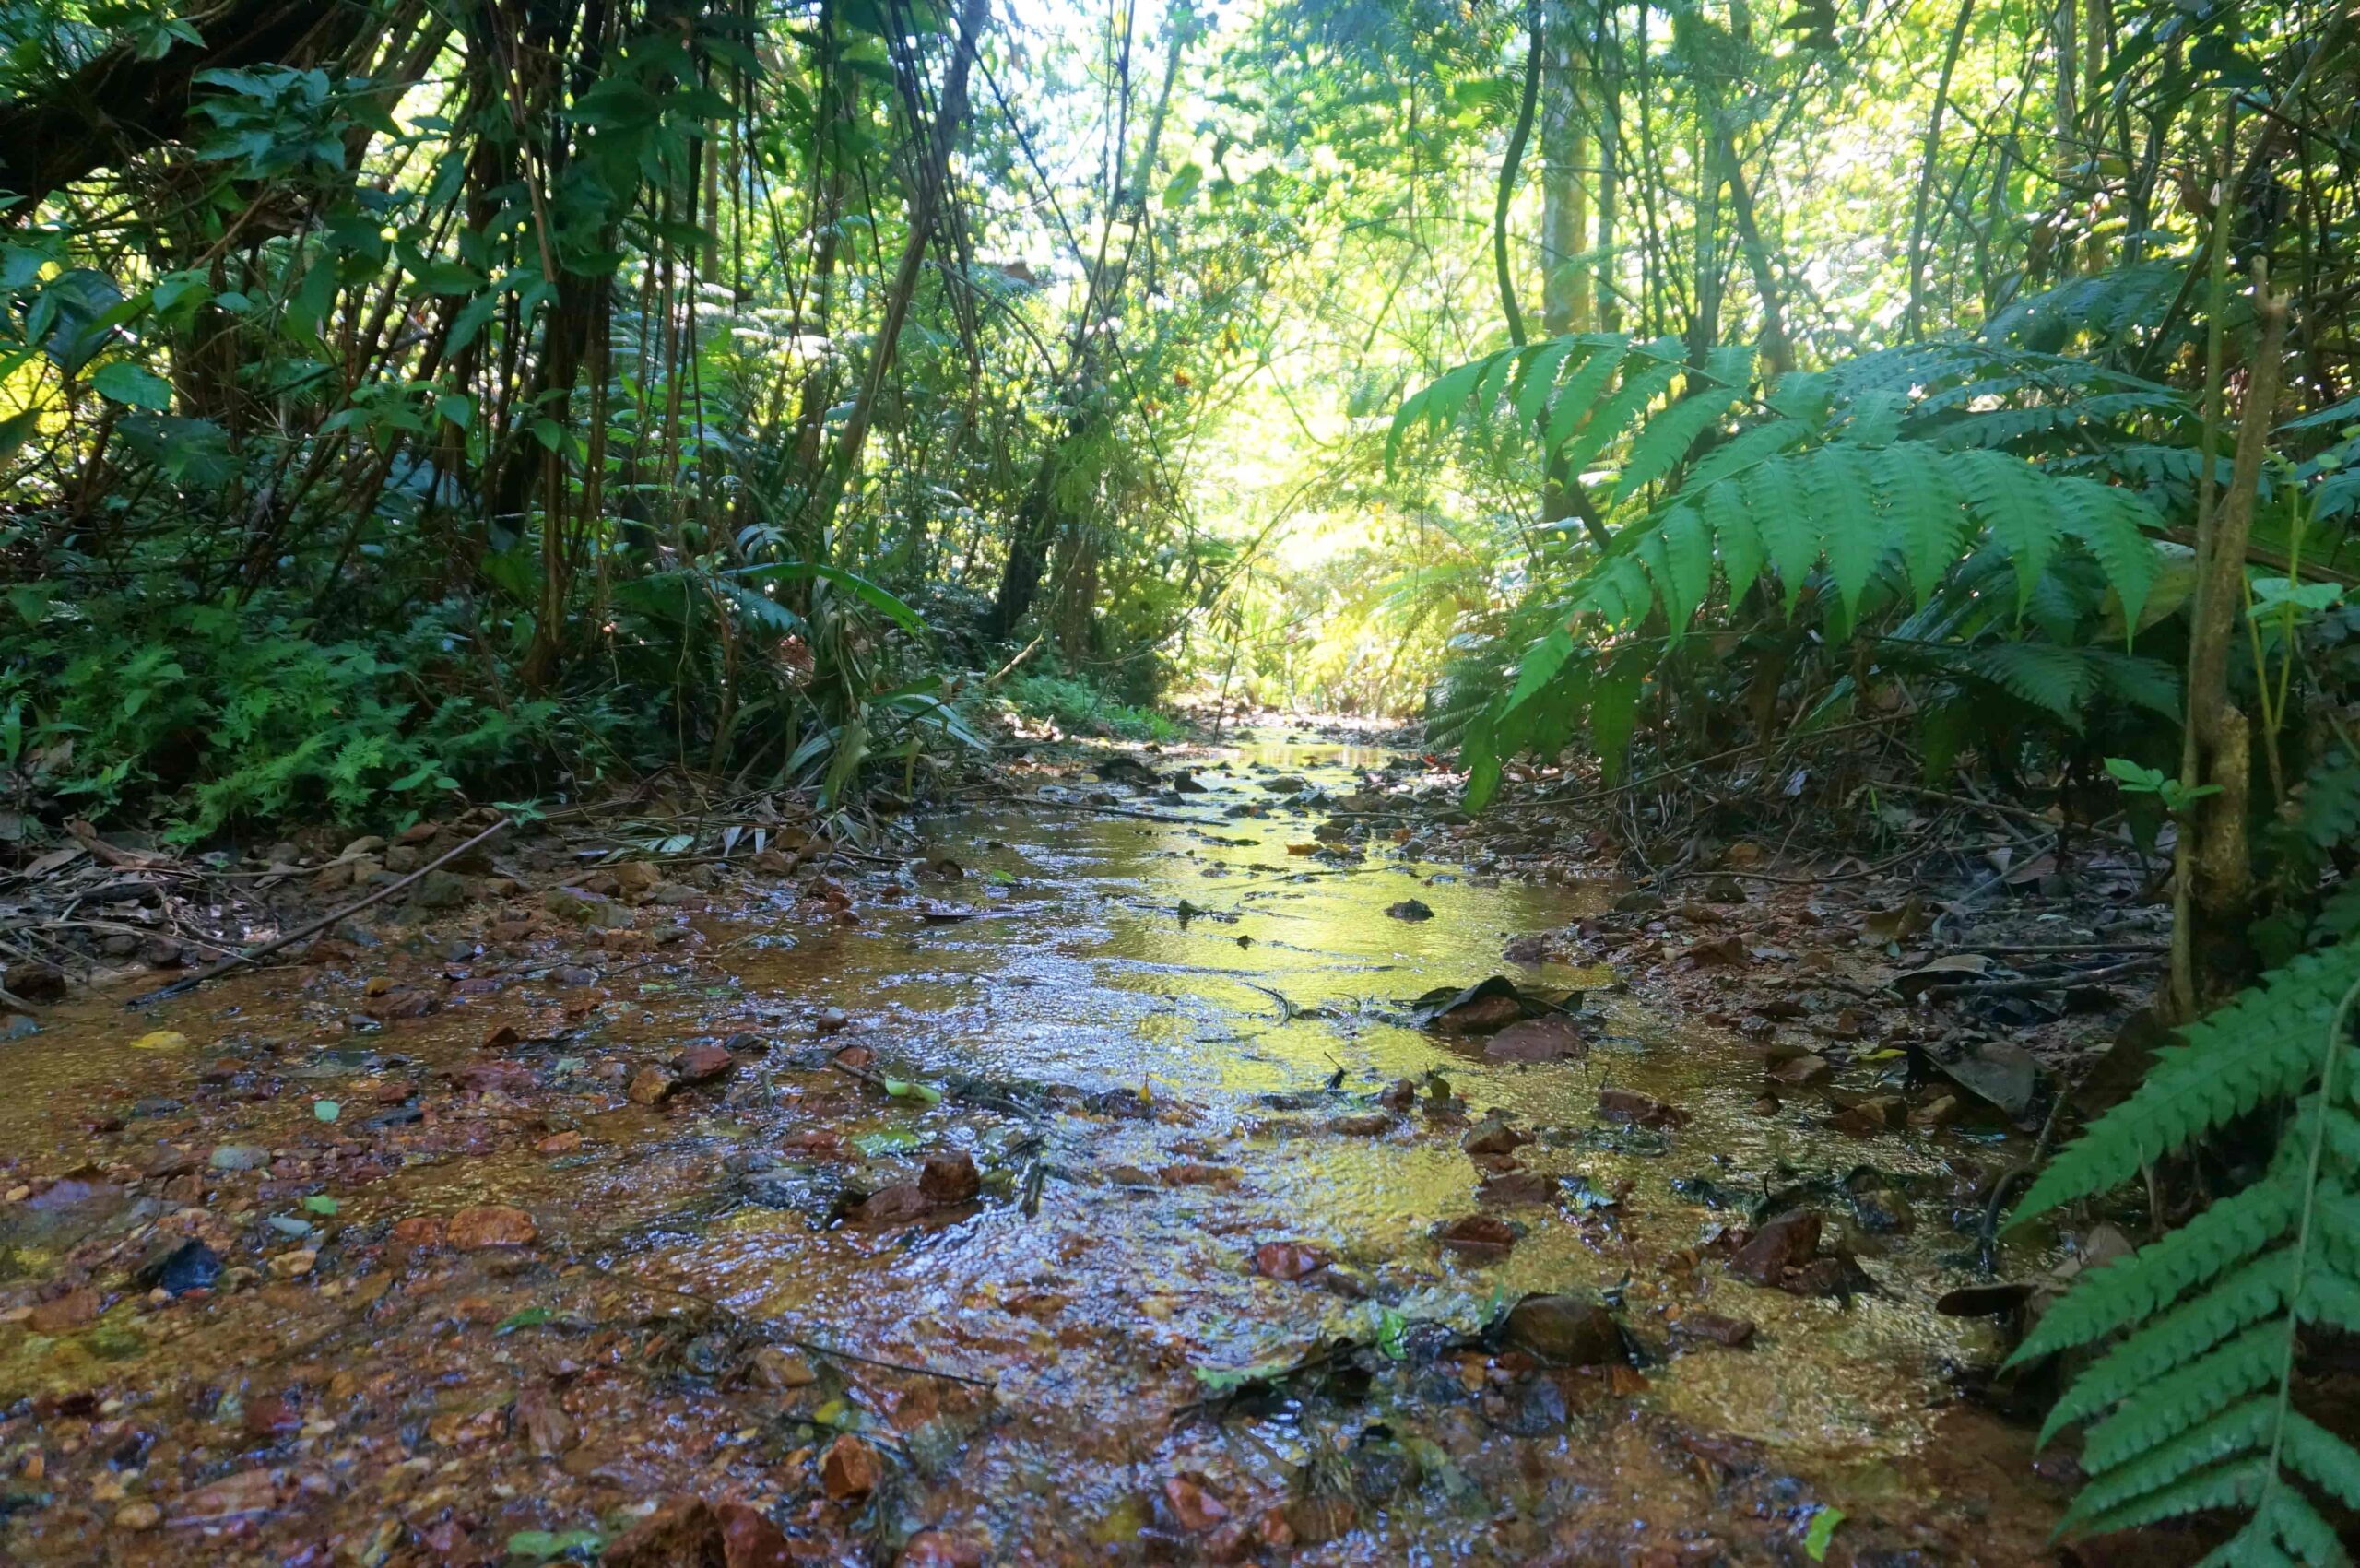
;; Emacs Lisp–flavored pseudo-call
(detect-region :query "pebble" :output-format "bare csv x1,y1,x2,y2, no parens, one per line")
114,1502,162,1531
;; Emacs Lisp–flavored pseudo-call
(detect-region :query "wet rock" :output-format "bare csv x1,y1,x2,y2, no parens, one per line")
454,1060,536,1095
1461,1114,1531,1156
853,1185,930,1225
1162,1473,1230,1532
919,1152,981,1206
409,871,470,912
537,1131,584,1156
1596,1089,1688,1130
718,1501,794,1568
1484,1016,1588,1063
1477,1171,1555,1207
673,1043,735,1084
1672,1313,1757,1349
1831,1095,1907,1137
1729,1210,1822,1286
551,964,601,987
1253,1242,1329,1282
446,1205,536,1249
266,1249,316,1279
547,888,634,929
390,1216,446,1249
628,1065,679,1105
1766,1051,1832,1087
1699,875,1750,903
1386,899,1434,922
1379,1078,1418,1111
820,1433,882,1499
603,1496,725,1567
209,1143,269,1172
132,1238,221,1296
1503,1292,1620,1364
750,1347,819,1389
1434,1214,1516,1260
1612,890,1664,914
2,961,65,1001
114,1502,162,1531
1328,1113,1394,1137
176,1466,277,1523
1159,1161,1239,1187
30,1288,101,1332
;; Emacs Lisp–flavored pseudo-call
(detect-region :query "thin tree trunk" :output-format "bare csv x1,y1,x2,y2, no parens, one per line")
1905,0,1976,340
801,0,990,543
1495,0,1545,347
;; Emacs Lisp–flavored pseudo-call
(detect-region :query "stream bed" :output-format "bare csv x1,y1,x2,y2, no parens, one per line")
0,736,2069,1564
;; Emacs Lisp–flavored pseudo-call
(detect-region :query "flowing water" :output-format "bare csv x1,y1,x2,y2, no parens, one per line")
0,737,2066,1564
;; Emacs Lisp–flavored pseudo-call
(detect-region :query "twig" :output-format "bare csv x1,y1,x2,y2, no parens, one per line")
1923,955,2160,1001
1942,941,2172,956
124,818,513,1009
1667,845,1931,887
788,1338,997,1388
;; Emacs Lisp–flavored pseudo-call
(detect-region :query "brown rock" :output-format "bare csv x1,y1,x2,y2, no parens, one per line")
537,1131,584,1156
1379,1078,1418,1111
5,961,66,1001
853,1184,929,1225
718,1502,794,1568
1484,1017,1589,1064
1478,1171,1555,1206
1163,1473,1231,1532
1597,1089,1689,1129
1502,1293,1621,1364
1831,1095,1907,1137
1328,1113,1394,1136
454,1060,536,1095
114,1502,163,1531
820,1433,882,1499
1158,1161,1239,1187
391,1215,446,1250
1460,1114,1530,1156
1253,1242,1329,1281
1729,1210,1822,1285
175,1467,277,1523
446,1204,536,1250
673,1043,735,1084
29,1288,101,1333
1766,1052,1833,1087
919,1152,982,1206
603,1496,725,1567
628,1065,678,1105
482,1022,523,1050
1673,1312,1757,1349
1435,1214,1516,1260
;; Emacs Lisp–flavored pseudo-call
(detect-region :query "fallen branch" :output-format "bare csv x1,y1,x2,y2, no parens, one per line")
125,817,513,1009
1923,955,2160,1001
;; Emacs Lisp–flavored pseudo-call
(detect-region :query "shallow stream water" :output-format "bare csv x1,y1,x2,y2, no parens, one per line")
0,736,2066,1564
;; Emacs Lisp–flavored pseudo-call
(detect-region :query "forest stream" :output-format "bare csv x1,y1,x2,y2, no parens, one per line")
0,736,2072,1565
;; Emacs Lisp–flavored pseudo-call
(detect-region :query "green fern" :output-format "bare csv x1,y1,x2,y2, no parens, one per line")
2008,939,2360,1563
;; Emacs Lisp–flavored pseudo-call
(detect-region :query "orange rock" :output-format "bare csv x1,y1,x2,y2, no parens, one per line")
718,1501,794,1568
820,1433,881,1499
446,1205,536,1250
627,1065,678,1106
537,1131,584,1155
390,1216,446,1249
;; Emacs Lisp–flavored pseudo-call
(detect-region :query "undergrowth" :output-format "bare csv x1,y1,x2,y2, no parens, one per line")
1000,670,1181,742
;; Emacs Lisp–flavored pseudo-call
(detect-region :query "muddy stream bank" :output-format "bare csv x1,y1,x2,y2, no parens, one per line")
0,737,2068,1565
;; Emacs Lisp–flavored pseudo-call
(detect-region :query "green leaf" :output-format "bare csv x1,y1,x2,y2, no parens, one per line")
881,1077,944,1105
1803,1507,1844,1562
301,1195,339,1216
313,1099,340,1123
495,1305,554,1334
90,361,171,410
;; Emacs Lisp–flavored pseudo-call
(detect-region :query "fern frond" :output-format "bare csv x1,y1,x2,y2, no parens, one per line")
2069,1456,2269,1539
2016,942,2360,1220
2061,1396,2274,1528
2012,1179,2302,1366
2282,1412,2360,1510
1612,344,1754,501
2039,1251,2299,1442
2078,1325,2283,1474
1970,642,2094,724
